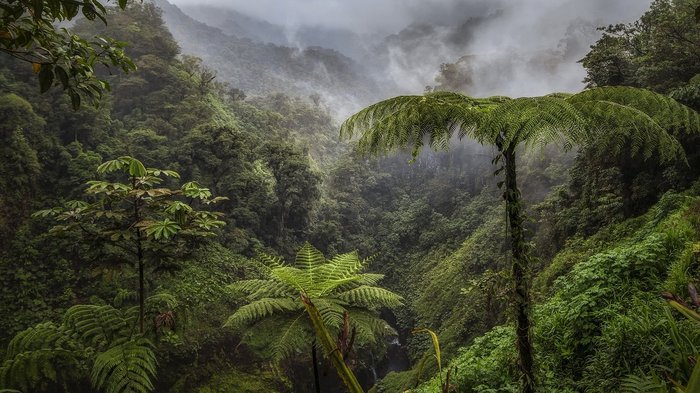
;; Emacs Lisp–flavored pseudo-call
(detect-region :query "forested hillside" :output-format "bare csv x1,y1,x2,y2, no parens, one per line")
1,0,700,393
153,0,387,117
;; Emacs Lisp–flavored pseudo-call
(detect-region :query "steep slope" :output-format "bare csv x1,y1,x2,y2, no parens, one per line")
153,0,388,116
378,189,700,392
179,4,374,61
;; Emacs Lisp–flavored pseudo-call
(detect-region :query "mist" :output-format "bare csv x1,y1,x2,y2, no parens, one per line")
169,0,651,100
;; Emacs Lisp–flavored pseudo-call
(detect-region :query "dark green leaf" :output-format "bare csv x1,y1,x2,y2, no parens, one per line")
128,158,147,177
38,64,54,93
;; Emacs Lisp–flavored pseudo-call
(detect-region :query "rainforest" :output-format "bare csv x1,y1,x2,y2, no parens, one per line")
1,0,700,392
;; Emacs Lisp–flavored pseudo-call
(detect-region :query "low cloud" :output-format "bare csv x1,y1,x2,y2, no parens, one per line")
169,0,652,99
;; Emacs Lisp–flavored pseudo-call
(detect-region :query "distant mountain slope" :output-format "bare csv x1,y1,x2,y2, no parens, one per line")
153,0,389,115
179,4,374,61
179,4,289,46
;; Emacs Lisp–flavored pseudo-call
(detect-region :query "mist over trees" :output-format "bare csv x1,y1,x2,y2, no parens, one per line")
1,0,700,392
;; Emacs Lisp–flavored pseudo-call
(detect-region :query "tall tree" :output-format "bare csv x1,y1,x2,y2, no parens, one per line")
340,87,700,393
226,242,403,393
34,156,227,333
581,0,700,94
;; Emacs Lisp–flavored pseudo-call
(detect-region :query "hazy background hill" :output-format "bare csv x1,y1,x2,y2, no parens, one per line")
153,0,391,117
163,0,652,110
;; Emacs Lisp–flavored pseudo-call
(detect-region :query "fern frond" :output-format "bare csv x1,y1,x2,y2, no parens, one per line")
0,323,84,392
620,374,667,393
571,86,700,136
258,252,285,269
340,92,497,159
91,338,157,393
270,266,313,294
346,309,395,345
225,298,301,330
63,305,133,349
229,279,297,299
569,87,698,163
295,242,325,285
336,286,404,309
479,96,588,151
145,292,178,311
354,273,385,287
4,323,73,358
113,289,137,307
316,252,364,281
1,348,81,392
313,299,347,329
270,313,313,361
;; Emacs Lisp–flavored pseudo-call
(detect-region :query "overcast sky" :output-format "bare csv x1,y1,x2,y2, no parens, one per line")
168,0,650,34
169,0,500,33
167,0,653,100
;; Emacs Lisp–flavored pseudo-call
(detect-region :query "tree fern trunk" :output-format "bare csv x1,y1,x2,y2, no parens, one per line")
504,147,535,393
302,295,364,393
312,341,321,393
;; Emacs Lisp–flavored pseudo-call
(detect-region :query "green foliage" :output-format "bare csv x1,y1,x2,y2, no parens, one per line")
342,87,697,165
191,367,287,393
414,193,700,393
568,87,697,163
411,204,508,358
0,322,84,392
226,242,402,361
340,92,499,159
341,86,698,393
1,304,157,393
581,0,700,94
37,155,227,243
412,329,443,387
0,3,346,391
34,155,226,332
0,0,136,108
414,326,518,393
374,370,419,393
620,374,666,393
92,338,157,393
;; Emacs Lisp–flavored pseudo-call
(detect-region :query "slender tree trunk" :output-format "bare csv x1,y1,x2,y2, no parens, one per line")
133,179,145,334
312,341,321,393
503,147,535,393
137,233,144,334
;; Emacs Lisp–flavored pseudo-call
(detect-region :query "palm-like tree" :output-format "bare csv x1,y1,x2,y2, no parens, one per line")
340,86,700,393
225,242,403,393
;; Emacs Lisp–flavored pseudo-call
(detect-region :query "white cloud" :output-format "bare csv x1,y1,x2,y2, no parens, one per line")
168,0,653,98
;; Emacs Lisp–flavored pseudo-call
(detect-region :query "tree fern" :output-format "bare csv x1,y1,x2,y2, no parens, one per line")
340,86,700,393
225,241,402,384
